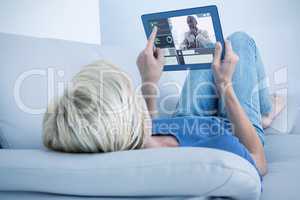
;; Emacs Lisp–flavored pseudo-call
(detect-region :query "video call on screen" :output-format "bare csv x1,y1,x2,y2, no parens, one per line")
149,13,216,66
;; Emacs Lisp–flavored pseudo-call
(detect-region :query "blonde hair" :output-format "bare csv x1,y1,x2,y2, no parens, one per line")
43,60,149,153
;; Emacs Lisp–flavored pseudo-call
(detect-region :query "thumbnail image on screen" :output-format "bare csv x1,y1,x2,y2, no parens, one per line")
149,13,216,66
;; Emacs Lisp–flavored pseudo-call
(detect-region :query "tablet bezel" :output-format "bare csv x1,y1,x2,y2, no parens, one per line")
142,5,224,71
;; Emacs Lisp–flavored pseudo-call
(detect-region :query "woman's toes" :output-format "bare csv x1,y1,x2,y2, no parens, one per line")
261,94,286,129
262,115,273,129
272,94,286,116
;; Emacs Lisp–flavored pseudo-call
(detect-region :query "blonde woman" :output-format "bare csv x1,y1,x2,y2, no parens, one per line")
43,27,284,178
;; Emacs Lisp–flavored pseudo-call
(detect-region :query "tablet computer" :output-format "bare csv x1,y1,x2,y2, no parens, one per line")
142,5,224,71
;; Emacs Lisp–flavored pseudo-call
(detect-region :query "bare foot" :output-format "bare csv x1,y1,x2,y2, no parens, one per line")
261,94,286,129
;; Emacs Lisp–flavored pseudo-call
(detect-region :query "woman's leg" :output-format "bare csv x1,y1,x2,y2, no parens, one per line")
254,40,272,115
174,69,219,117
218,32,272,144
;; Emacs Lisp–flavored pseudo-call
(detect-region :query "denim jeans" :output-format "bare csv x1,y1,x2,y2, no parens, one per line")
174,32,272,144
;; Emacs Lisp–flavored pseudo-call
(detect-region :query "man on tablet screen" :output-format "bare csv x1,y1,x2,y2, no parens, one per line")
180,15,214,50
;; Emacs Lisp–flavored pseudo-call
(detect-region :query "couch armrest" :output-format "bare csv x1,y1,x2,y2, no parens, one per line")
0,148,261,199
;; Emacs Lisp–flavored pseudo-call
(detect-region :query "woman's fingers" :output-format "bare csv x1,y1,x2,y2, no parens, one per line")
224,40,239,64
225,40,233,55
224,40,233,60
156,48,165,67
156,48,164,61
146,26,158,51
212,42,222,69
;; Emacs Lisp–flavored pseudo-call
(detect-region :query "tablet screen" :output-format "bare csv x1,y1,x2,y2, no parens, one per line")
149,13,216,66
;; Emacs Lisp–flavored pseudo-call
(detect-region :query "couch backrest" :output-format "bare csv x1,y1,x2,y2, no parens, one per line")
0,33,101,148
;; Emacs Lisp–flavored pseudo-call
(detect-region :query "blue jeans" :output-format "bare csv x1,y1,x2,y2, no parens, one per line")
174,32,272,144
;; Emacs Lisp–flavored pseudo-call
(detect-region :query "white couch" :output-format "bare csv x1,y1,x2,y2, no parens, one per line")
1,1,300,199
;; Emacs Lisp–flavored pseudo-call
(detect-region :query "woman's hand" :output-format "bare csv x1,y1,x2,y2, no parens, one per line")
136,27,164,118
212,41,267,176
212,40,239,94
137,27,165,84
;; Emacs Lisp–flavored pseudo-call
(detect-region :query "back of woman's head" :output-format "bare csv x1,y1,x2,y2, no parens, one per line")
43,60,149,153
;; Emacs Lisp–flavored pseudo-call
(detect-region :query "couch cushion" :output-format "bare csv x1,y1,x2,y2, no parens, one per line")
290,108,300,134
264,135,300,163
264,96,300,135
261,135,300,199
0,147,261,199
0,192,193,200
0,33,101,149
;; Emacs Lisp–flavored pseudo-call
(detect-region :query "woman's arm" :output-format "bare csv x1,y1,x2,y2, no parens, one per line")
136,27,164,118
212,41,268,176
136,28,179,149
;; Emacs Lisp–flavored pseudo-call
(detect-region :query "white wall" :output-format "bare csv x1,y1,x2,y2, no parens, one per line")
100,0,300,132
0,0,100,44
100,0,299,93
